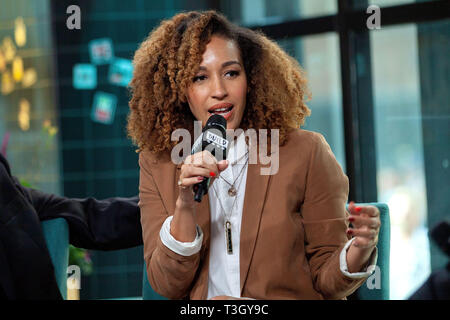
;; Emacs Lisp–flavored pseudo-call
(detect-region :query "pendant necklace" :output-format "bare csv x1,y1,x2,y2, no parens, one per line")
219,151,249,197
212,154,249,255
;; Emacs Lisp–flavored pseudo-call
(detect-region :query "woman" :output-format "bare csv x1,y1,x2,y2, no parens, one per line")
127,10,380,300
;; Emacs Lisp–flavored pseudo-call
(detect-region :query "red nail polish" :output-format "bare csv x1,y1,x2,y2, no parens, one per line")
349,217,355,222
347,229,353,235
198,176,204,181
209,172,216,177
355,207,362,212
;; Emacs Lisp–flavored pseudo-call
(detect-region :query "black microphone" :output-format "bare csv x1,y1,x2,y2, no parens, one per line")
191,114,228,202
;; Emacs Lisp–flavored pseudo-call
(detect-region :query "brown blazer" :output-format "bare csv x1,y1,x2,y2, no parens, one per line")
138,128,369,300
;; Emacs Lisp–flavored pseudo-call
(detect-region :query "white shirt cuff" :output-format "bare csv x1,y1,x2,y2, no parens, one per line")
340,238,378,279
159,215,203,257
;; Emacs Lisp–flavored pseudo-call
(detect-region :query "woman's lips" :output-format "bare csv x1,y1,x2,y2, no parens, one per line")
221,106,234,121
208,106,234,121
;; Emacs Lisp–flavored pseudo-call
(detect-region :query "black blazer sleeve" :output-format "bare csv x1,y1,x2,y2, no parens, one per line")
0,153,142,299
1,150,142,250
0,154,62,299
23,188,143,251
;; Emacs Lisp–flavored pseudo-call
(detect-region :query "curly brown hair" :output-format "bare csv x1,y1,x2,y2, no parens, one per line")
127,10,311,155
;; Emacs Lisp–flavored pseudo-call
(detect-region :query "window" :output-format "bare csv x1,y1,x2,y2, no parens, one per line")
371,23,427,299
354,0,438,10
0,0,60,194
222,0,337,26
278,33,346,170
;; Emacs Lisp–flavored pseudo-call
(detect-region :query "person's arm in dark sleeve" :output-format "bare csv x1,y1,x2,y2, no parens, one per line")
23,187,142,251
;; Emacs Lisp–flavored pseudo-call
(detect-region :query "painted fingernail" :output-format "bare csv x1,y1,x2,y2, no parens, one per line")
349,217,355,222
198,176,204,181
209,172,216,177
355,207,362,212
347,229,353,235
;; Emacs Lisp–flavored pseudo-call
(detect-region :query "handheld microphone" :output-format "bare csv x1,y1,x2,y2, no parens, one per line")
191,114,228,202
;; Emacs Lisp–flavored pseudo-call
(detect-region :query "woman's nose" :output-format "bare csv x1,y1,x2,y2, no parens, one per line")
210,76,227,99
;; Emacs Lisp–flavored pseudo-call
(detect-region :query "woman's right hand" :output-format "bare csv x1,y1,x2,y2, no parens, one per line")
177,150,229,208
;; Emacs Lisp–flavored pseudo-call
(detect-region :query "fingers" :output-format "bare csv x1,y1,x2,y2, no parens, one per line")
178,165,212,190
184,150,220,177
180,165,212,180
347,202,381,248
179,151,227,190
347,203,380,231
178,175,205,188
185,150,216,166
347,226,378,239
348,201,356,213
217,159,229,172
347,224,379,248
348,202,380,217
351,233,379,248
349,215,381,229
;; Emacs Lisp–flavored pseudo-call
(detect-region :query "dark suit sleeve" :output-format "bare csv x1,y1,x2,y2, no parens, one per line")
23,187,143,251
0,155,62,299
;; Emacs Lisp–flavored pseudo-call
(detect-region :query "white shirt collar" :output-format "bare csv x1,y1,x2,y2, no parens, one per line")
226,131,248,165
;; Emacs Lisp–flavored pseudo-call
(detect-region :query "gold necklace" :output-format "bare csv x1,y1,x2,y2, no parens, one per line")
212,155,249,255
219,151,249,197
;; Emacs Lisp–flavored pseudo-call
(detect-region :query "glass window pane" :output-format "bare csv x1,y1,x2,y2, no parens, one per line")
371,23,429,300
0,0,61,195
278,33,345,170
370,19,450,299
354,0,438,10
222,0,337,26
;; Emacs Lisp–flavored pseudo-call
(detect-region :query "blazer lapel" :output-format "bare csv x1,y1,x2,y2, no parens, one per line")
239,161,272,293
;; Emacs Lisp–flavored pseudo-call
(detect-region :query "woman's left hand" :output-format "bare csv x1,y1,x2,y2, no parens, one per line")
347,202,381,249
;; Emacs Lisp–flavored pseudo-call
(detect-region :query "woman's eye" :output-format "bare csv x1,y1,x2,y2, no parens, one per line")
226,70,239,77
193,71,239,82
193,75,206,82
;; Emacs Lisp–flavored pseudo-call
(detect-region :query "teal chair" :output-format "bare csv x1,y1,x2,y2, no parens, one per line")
41,217,152,300
351,202,390,300
41,218,70,300
142,262,167,300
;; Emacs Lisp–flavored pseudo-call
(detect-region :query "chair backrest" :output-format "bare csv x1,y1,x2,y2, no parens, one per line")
351,202,390,300
41,218,69,300
142,262,167,300
141,202,390,300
